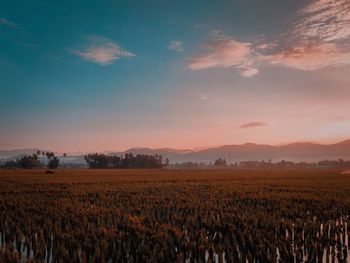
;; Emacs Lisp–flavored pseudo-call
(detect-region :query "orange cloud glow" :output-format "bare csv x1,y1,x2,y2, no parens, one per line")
188,31,258,77
72,35,135,65
265,43,350,71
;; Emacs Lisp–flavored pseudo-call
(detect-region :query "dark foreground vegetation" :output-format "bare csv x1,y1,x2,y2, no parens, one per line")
1,152,168,170
1,151,64,170
84,153,168,169
171,158,350,170
0,169,350,262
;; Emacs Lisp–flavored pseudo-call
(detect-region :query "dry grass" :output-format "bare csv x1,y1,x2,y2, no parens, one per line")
0,168,349,262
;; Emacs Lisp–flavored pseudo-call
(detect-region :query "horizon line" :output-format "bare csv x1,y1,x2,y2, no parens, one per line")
1,138,349,155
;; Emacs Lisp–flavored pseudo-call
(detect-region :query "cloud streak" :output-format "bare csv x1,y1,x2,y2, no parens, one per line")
0,18,17,27
239,122,268,129
72,35,135,65
265,43,350,71
167,40,184,52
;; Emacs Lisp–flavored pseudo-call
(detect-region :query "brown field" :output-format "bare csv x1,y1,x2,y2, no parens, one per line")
0,168,350,262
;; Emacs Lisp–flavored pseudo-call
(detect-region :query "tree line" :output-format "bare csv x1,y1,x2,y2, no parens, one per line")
3,153,350,170
84,153,169,169
169,158,350,169
1,152,169,169
1,151,65,169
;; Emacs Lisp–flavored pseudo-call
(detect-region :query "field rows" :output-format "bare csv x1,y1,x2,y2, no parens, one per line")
0,169,350,262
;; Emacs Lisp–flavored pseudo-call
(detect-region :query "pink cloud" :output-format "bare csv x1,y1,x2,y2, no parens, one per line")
326,114,350,122
72,35,135,65
262,0,350,71
264,43,350,71
187,1,350,75
188,31,258,77
295,0,350,42
238,66,259,77
255,43,277,51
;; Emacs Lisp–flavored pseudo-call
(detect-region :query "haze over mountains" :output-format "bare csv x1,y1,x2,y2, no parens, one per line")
1,140,350,164
121,140,350,163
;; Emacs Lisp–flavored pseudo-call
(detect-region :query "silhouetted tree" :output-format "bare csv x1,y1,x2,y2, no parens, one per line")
214,158,227,167
45,152,60,169
2,160,20,168
47,157,60,169
17,154,42,169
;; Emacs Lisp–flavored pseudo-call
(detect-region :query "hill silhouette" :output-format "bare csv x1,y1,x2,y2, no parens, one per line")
1,140,349,164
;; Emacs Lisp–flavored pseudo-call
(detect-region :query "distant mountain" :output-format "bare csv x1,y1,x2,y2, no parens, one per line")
118,147,192,156
121,140,350,163
1,140,349,164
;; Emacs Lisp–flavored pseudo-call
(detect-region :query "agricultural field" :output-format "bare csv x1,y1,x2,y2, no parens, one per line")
0,169,350,262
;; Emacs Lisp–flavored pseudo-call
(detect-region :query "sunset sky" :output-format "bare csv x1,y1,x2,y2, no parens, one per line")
1,0,350,152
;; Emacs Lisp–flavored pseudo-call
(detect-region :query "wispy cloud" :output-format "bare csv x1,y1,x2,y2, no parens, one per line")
326,114,350,122
264,0,350,71
239,122,268,129
238,67,259,77
295,0,350,42
167,40,184,52
0,18,17,27
264,43,350,71
162,19,177,25
200,94,209,101
71,35,135,65
188,1,350,76
22,43,40,48
188,31,258,77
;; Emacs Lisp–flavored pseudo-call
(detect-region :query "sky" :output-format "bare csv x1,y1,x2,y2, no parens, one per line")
1,0,350,152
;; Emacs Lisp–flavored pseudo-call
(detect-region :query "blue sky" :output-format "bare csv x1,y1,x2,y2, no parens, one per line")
1,0,350,152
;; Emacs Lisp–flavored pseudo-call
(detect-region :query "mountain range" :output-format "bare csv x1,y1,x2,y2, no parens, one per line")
1,139,350,164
